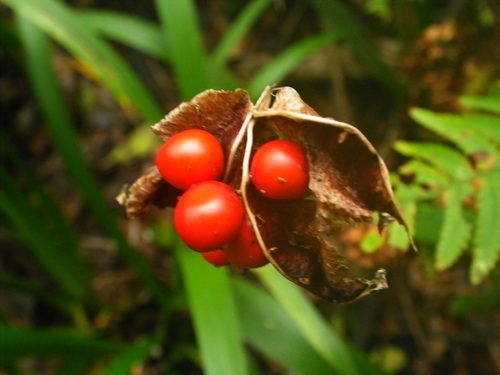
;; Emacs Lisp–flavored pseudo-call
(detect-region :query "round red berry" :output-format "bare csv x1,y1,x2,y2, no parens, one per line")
250,140,309,200
225,215,269,268
174,181,244,252
202,250,231,267
156,129,224,190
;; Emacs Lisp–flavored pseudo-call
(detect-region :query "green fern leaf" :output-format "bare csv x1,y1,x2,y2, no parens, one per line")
471,169,500,284
460,94,500,115
388,184,420,250
395,141,473,181
410,108,497,155
469,114,500,146
435,181,472,270
399,159,450,188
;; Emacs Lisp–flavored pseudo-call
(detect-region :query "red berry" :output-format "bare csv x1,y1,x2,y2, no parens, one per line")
174,181,244,252
250,140,309,200
156,129,224,190
225,215,269,268
202,250,231,267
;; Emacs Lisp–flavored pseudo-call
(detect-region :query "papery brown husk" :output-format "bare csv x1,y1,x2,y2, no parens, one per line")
120,89,252,219
119,86,413,303
238,87,413,303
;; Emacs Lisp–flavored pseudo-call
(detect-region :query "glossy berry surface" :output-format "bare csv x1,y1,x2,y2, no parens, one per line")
174,181,244,252
225,215,269,268
156,129,224,190
250,140,309,200
202,250,231,267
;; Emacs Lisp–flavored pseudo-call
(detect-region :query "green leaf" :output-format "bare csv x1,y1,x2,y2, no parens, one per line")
211,0,272,67
388,183,419,250
176,242,249,375
311,0,405,97
361,231,384,253
449,288,500,316
0,272,80,313
0,169,88,299
394,141,473,181
2,0,162,122
410,108,497,155
102,337,160,375
77,9,168,61
233,280,344,374
249,32,340,99
471,170,500,284
414,203,443,245
435,182,473,269
17,15,170,310
254,267,368,375
460,94,500,115
0,326,121,363
399,159,450,188
155,0,211,99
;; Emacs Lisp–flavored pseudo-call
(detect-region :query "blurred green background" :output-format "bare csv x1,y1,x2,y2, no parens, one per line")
1,1,499,374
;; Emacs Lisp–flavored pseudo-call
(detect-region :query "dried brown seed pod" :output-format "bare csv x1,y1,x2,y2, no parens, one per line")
119,87,414,303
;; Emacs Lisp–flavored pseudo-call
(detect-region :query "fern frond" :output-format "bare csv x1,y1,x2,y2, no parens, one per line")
410,108,498,155
460,94,500,115
399,159,450,188
471,169,500,284
387,184,420,250
395,141,473,181
435,181,472,270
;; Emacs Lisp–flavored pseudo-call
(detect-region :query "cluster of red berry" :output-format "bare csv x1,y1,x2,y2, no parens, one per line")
155,129,309,268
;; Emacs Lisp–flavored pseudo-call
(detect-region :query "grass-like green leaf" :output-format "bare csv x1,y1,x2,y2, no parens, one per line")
211,0,272,67
460,94,500,115
1,0,162,122
0,168,88,299
77,9,168,61
232,279,342,374
471,168,500,283
0,272,82,314
254,267,382,375
394,141,473,181
248,32,340,99
102,337,160,375
17,15,170,310
311,0,405,98
155,0,211,99
410,108,498,155
435,182,473,270
0,326,121,364
176,242,249,375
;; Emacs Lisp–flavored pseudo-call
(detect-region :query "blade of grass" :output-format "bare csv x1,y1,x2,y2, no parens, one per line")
233,278,340,374
102,337,160,375
1,135,87,283
155,0,211,99
1,0,162,122
311,0,405,98
77,9,168,61
17,16,170,310
211,0,272,67
0,168,88,299
0,326,121,363
254,266,385,375
176,241,248,375
248,32,340,99
0,272,70,309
